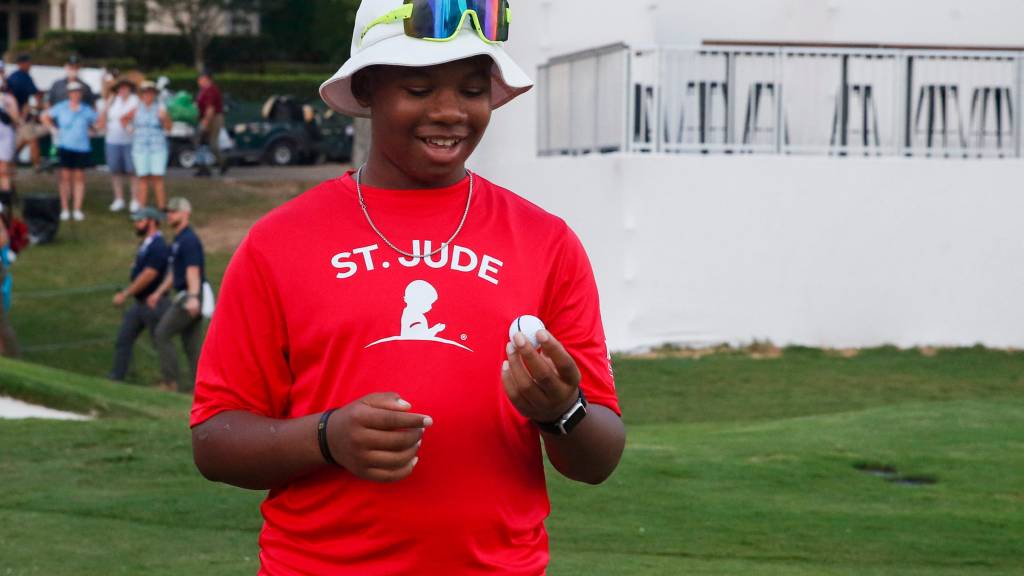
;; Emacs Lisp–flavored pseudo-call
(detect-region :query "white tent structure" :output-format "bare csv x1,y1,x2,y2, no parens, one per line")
471,0,1024,351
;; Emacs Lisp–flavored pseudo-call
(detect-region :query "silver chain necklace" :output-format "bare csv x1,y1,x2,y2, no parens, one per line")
355,164,473,259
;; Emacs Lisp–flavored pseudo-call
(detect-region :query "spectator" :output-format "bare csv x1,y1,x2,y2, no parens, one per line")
0,74,20,207
194,70,227,177
41,82,97,222
149,197,206,392
110,207,171,382
123,81,171,210
0,214,17,357
7,54,44,172
7,54,37,116
48,54,96,107
97,78,139,213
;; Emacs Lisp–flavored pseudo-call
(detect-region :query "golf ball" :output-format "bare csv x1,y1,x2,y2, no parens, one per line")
509,315,546,348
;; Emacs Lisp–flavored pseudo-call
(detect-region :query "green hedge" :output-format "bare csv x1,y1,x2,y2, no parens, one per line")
163,72,327,104
13,31,279,71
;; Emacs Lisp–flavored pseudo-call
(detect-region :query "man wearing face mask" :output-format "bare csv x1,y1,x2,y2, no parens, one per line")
48,54,96,107
109,206,170,382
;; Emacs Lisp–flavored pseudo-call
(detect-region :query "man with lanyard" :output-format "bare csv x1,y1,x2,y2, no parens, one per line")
149,197,206,393
48,54,96,107
110,207,170,382
194,71,227,176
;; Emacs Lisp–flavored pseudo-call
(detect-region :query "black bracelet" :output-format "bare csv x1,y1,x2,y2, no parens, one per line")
318,408,341,467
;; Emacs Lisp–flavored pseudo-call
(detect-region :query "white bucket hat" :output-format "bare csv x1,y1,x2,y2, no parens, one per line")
320,0,533,118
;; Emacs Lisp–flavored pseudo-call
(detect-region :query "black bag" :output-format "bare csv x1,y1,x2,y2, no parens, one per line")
22,194,61,245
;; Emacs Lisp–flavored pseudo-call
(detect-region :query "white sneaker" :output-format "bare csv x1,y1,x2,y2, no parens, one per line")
110,198,126,212
60,210,70,221
129,199,140,212
72,210,85,222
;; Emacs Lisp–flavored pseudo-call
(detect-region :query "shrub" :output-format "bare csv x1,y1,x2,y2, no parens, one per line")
11,31,277,71
162,72,326,103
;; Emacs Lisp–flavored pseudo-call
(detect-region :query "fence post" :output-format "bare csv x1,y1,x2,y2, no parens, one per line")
725,49,736,149
625,47,633,154
1017,54,1023,159
568,60,576,155
593,53,601,154
904,53,915,156
893,51,904,157
536,65,544,156
655,48,663,154
775,48,785,154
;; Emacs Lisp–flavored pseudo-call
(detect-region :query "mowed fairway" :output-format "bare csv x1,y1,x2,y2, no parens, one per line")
1,173,1022,574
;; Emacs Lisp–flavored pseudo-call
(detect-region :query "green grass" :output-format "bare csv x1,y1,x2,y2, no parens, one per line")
1,348,1022,575
1,173,1022,574
0,356,187,418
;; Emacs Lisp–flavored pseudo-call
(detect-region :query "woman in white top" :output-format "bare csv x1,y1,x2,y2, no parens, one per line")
96,79,139,212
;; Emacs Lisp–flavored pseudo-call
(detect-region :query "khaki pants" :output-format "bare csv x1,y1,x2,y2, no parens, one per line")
201,114,225,169
154,297,204,392
110,297,170,381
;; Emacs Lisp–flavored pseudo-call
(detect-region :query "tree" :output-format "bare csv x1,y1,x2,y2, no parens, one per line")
147,0,272,71
262,0,359,63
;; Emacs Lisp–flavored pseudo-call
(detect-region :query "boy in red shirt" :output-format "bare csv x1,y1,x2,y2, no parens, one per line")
191,1,625,574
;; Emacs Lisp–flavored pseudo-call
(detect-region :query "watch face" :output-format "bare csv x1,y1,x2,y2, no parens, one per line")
559,402,588,435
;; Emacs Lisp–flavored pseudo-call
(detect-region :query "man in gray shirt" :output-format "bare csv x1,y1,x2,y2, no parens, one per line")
48,54,96,107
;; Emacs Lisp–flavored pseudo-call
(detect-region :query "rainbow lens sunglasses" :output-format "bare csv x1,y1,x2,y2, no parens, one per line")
361,0,512,46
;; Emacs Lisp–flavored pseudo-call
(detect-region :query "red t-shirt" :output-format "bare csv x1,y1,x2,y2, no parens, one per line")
191,172,620,575
196,83,223,116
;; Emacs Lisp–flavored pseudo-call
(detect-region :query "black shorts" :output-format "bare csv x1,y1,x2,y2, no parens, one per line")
58,148,92,170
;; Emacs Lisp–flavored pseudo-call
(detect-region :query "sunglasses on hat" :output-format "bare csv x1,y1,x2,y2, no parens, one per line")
362,0,512,46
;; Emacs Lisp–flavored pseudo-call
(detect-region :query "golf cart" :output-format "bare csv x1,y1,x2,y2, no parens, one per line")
171,95,353,168
232,95,354,165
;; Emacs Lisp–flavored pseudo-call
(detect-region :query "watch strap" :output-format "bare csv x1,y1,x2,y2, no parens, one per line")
535,388,588,436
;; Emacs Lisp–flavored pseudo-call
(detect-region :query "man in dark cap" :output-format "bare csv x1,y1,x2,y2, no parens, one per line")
7,54,38,111
48,54,96,107
109,206,171,382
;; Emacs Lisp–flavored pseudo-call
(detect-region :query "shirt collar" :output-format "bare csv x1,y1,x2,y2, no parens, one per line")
139,230,162,252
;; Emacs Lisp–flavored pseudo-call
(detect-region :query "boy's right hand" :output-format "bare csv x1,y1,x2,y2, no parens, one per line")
327,393,431,483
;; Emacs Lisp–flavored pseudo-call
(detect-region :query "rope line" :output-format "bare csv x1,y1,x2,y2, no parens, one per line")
14,284,122,300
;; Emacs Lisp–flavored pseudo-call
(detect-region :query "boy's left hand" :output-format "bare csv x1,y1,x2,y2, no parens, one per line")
502,330,582,423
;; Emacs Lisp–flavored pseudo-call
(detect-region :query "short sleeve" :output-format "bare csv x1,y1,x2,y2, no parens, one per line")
180,237,202,268
191,234,293,427
539,224,621,415
143,243,169,273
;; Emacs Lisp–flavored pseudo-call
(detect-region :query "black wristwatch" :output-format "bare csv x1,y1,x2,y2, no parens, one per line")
534,388,588,436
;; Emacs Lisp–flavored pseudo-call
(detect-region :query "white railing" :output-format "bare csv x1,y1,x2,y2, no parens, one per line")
537,45,1023,159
